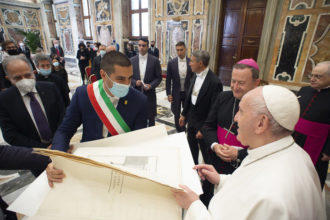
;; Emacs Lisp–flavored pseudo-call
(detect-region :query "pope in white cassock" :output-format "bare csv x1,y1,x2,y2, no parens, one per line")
173,85,326,220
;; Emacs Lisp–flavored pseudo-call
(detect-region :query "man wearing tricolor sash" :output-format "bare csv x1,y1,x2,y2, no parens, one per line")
52,51,148,152
293,61,330,189
200,59,260,206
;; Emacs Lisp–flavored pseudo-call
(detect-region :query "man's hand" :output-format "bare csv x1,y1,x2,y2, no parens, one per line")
46,163,66,188
321,153,330,162
67,144,75,154
193,164,220,185
167,95,173,103
136,80,143,86
47,144,52,149
179,116,186,127
143,84,151,91
172,184,199,209
196,131,203,139
213,144,238,162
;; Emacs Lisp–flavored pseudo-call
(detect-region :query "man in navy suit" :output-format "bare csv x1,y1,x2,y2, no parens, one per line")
166,41,193,132
0,56,65,149
148,40,159,58
131,38,162,126
52,51,148,152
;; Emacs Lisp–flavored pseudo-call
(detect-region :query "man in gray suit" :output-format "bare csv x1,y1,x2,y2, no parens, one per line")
131,38,162,126
166,41,193,132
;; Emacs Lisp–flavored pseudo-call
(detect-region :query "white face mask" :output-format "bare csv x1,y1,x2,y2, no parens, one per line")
15,78,36,93
19,43,24,47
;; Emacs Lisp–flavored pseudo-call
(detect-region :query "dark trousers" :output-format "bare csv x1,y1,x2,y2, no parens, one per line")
187,126,209,165
174,92,186,132
78,63,88,85
316,156,329,189
148,117,155,127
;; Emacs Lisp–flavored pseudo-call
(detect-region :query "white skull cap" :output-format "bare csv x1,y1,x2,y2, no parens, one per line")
262,85,300,131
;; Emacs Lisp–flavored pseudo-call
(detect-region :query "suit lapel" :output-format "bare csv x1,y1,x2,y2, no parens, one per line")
173,58,179,80
144,54,151,82
187,74,196,98
196,70,211,105
133,57,141,80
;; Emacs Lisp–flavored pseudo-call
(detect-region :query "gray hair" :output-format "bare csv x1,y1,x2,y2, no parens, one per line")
233,63,259,80
192,50,210,67
316,61,330,76
34,53,52,67
248,90,292,137
2,55,32,76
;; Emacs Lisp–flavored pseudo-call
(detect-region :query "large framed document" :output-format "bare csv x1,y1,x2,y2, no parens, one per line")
9,125,202,220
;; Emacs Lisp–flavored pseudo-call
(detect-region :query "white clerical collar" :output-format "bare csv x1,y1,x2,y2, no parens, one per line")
196,67,209,78
139,53,148,59
179,57,186,62
243,136,295,166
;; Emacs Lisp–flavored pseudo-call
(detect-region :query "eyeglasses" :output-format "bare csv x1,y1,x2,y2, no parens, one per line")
308,73,323,80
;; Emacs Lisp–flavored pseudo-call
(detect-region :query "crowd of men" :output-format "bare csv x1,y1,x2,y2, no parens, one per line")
0,37,329,219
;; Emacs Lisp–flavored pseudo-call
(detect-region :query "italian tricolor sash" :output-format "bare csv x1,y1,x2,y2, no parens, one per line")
87,79,130,136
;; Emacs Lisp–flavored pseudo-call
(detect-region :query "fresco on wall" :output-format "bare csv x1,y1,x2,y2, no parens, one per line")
193,0,204,15
155,21,163,63
273,15,310,82
167,0,189,16
46,11,57,38
7,27,25,43
97,25,113,46
166,20,188,62
62,29,74,55
95,0,112,22
23,10,39,27
191,19,203,52
74,5,84,39
155,0,163,17
289,0,315,10
324,0,330,6
301,13,330,82
57,6,70,27
2,9,23,26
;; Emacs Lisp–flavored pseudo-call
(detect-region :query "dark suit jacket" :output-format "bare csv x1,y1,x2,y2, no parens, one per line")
166,57,193,117
50,46,64,58
91,55,102,80
0,145,49,175
148,47,159,58
0,82,66,148
76,49,90,66
17,46,31,60
52,85,148,152
130,54,162,117
36,73,70,107
181,69,223,130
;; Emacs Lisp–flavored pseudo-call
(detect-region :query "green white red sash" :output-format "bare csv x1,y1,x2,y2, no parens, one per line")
87,79,130,136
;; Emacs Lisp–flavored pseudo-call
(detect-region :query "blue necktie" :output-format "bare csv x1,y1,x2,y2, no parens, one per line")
27,92,52,142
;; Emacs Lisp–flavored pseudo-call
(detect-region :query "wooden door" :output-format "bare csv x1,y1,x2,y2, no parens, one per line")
217,0,267,86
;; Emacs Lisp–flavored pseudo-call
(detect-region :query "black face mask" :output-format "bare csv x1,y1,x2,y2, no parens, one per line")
7,49,18,55
151,44,155,47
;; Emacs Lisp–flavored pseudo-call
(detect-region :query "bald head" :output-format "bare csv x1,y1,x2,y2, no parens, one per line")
106,45,116,53
310,61,330,90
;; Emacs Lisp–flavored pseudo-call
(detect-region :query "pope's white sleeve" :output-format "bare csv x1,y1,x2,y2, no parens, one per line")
214,174,230,193
184,200,212,220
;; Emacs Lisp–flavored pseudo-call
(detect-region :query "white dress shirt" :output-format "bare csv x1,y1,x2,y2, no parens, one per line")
102,92,119,137
18,87,48,138
178,57,187,92
191,67,209,105
139,53,148,82
185,136,326,220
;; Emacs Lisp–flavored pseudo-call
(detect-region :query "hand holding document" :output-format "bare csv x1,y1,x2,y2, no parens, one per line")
8,126,202,220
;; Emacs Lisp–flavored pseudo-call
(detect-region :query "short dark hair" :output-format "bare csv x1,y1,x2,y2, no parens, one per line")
94,42,101,48
175,41,186,47
139,38,149,45
101,51,131,74
34,53,52,67
2,40,16,50
78,42,86,48
233,63,259,80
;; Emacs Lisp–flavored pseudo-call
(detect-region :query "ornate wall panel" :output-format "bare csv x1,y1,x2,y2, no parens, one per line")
55,3,74,55
96,24,113,46
289,0,315,9
94,0,112,22
155,21,163,63
74,5,84,39
268,0,330,87
152,0,209,68
0,4,46,52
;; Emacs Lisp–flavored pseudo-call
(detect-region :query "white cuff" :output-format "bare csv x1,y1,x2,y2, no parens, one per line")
210,142,218,151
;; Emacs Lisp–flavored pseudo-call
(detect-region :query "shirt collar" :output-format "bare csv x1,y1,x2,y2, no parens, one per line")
178,57,186,62
196,67,209,78
243,136,295,167
139,53,148,59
